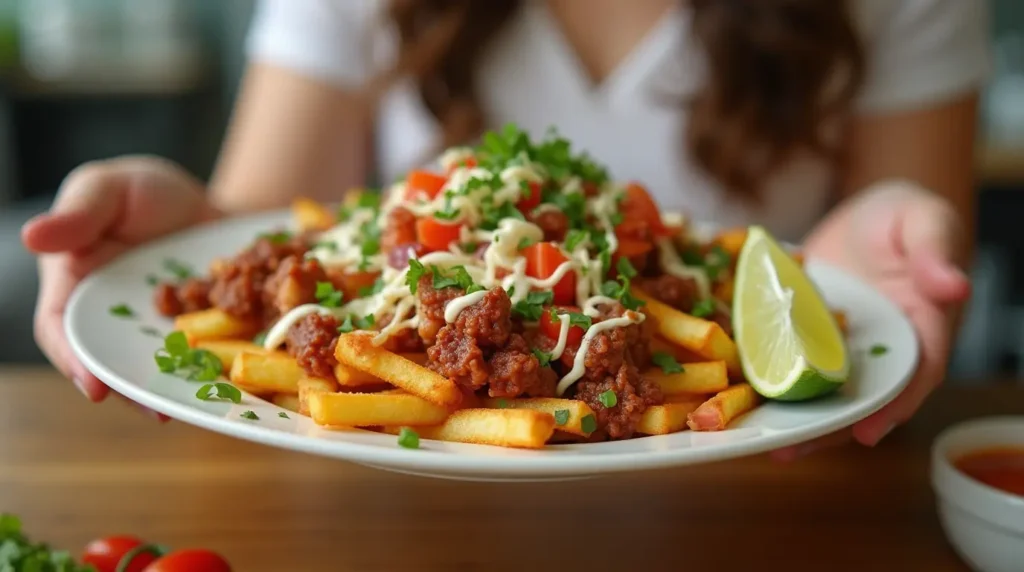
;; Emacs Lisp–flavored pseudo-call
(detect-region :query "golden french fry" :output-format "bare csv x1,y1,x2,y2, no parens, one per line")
229,351,305,395
272,393,301,413
298,376,340,416
832,310,849,335
333,363,381,388
713,227,747,259
309,392,450,427
637,400,704,435
175,309,259,344
635,290,741,377
792,251,806,266
385,409,555,449
481,397,596,437
687,383,760,431
663,392,712,404
195,339,267,368
292,197,336,232
645,361,729,395
651,337,707,364
334,333,461,407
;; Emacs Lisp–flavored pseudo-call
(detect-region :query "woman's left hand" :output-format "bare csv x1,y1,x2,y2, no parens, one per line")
772,180,972,460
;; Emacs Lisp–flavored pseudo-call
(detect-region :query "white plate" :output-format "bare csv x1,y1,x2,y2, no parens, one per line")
65,209,919,481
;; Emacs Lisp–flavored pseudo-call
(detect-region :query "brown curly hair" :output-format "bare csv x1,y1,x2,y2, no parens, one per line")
374,0,864,199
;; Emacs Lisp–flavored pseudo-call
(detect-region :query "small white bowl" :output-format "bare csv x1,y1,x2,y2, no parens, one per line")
932,417,1024,572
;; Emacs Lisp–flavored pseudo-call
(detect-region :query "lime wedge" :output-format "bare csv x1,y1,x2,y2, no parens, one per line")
732,226,849,401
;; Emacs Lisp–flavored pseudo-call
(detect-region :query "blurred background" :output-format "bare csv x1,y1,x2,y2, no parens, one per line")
0,0,1022,382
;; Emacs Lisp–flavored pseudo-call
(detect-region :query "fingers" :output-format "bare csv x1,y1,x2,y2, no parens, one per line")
910,254,971,304
22,163,126,254
771,428,853,462
853,302,949,446
901,197,971,303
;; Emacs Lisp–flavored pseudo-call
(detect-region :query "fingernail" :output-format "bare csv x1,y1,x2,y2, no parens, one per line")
71,376,92,400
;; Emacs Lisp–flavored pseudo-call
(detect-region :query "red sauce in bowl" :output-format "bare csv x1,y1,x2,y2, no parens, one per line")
953,447,1024,498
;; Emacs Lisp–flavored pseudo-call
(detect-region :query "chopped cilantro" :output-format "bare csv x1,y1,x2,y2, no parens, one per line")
532,348,553,367
518,236,536,250
681,246,705,266
337,205,352,222
140,326,163,338
196,382,242,404
406,259,427,294
279,412,290,419
259,230,292,244
567,312,592,330
240,410,259,421
315,281,343,308
599,259,645,312
252,331,268,345
651,352,685,374
608,211,624,226
691,300,714,318
359,277,385,297
460,241,478,254
0,513,96,572
434,191,461,221
495,399,510,409
338,314,376,334
397,427,420,449
598,390,618,408
564,229,589,252
109,304,134,318
480,196,525,230
617,257,637,279
704,245,731,280
553,409,570,426
512,291,554,321
542,187,588,228
357,192,381,210
146,274,159,286
870,344,888,356
163,258,192,280
580,414,598,434
154,331,223,382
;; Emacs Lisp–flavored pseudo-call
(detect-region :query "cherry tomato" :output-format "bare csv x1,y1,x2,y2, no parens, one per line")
615,182,668,240
446,156,477,174
405,170,448,200
81,536,157,572
522,242,575,305
415,217,463,252
516,181,542,215
539,305,585,348
143,549,232,572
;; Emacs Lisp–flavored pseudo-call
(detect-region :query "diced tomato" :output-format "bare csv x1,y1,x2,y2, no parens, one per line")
516,181,542,215
416,217,463,252
522,242,575,305
539,305,585,347
615,182,669,240
446,156,477,174
405,170,448,200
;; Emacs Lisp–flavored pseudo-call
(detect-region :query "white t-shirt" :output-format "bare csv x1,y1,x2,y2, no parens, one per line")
245,0,990,241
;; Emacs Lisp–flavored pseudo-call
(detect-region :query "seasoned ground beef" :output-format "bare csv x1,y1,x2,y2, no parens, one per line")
453,287,511,349
285,313,339,380
488,334,557,398
636,275,699,312
381,207,418,255
154,278,212,317
531,209,569,242
262,256,328,321
574,363,662,439
415,276,463,346
209,262,264,319
427,326,489,390
235,234,309,272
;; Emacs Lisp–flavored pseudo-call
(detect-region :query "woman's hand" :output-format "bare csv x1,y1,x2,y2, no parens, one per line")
22,156,220,406
773,180,972,460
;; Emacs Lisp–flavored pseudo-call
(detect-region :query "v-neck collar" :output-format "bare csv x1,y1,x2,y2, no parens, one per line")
526,0,684,106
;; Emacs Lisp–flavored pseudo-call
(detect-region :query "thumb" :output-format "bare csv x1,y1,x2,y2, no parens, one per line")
901,200,970,304
21,163,126,254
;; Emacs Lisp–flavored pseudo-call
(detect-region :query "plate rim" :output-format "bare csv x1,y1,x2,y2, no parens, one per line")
64,209,920,477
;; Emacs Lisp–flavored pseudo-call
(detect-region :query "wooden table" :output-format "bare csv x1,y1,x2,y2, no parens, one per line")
1,368,1020,571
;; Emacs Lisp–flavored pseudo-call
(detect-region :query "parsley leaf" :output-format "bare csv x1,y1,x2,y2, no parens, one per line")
259,230,292,244
406,259,427,294
337,314,376,334
357,192,381,210
580,414,598,434
315,281,343,308
564,229,589,252
146,274,159,286
252,331,268,345
240,410,260,421
532,348,553,367
870,344,888,356
704,245,731,280
518,236,536,250
567,312,592,330
553,409,570,426
279,412,290,419
599,259,645,312
358,277,385,298
599,390,618,408
691,299,714,318
163,258,193,280
617,257,637,279
154,331,223,382
397,427,420,449
651,352,685,374
479,196,525,231
434,191,461,221
109,304,134,318
0,512,98,572
512,291,554,321
196,382,242,404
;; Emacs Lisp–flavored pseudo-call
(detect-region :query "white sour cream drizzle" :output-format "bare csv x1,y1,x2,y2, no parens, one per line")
555,304,646,396
263,304,339,350
655,238,711,300
307,207,382,270
443,290,488,323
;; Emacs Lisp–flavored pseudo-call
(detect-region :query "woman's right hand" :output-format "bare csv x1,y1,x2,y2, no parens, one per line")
22,156,221,404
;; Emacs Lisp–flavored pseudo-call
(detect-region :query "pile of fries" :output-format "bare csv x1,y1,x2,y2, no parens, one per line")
167,198,847,450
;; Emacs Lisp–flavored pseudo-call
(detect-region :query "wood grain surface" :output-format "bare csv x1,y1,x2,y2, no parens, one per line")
2,367,1020,571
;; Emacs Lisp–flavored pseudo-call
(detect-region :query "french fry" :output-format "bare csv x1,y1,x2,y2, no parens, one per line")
644,361,729,395
175,309,259,344
309,392,450,427
298,376,340,416
687,383,760,431
713,227,748,259
229,351,305,394
333,353,423,387
385,409,555,449
651,337,707,364
272,393,301,413
637,400,704,435
292,197,336,232
195,339,267,368
334,333,461,407
634,290,741,377
664,392,712,404
480,397,596,437
832,310,849,335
